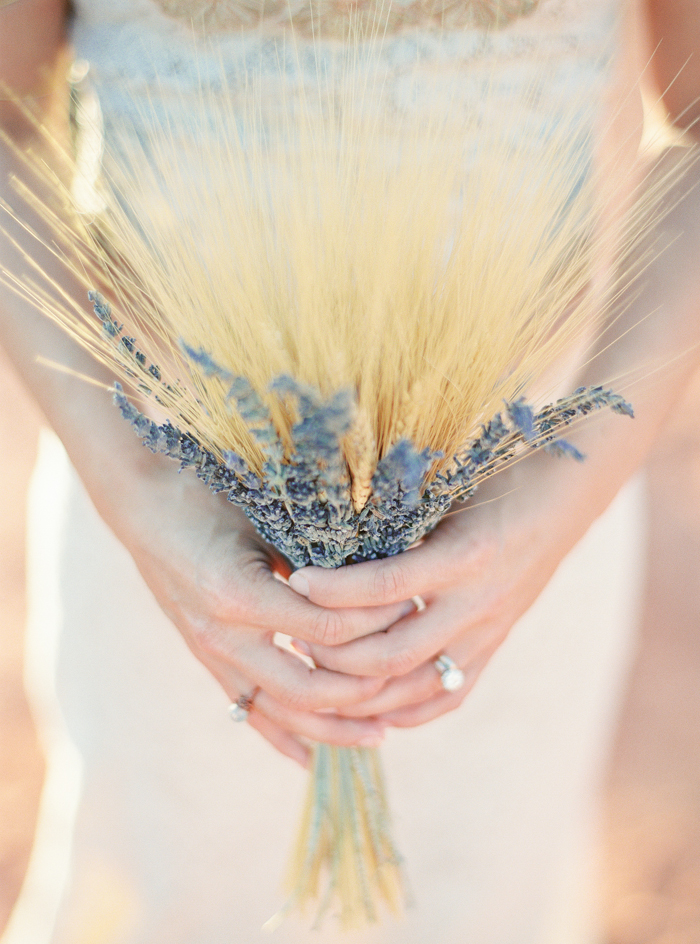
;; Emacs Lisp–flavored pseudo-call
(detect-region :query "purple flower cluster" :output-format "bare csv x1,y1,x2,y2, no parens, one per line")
95,294,633,568
113,376,632,568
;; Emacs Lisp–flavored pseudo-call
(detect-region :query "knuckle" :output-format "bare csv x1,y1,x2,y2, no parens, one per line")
207,589,247,626
189,617,228,660
191,565,250,625
280,683,315,712
476,589,511,630
237,551,271,585
371,563,407,604
227,558,271,619
383,644,419,677
473,532,500,568
309,607,347,646
211,560,279,627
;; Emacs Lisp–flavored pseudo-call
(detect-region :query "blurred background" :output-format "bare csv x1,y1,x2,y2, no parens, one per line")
1,347,699,942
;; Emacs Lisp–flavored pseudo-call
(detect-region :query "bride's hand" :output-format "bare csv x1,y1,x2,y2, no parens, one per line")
112,453,416,765
286,445,623,728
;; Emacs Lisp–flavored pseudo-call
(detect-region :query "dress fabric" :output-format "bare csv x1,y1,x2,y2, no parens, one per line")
2,1,645,942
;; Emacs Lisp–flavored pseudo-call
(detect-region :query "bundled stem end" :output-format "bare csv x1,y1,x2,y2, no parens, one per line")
278,744,407,932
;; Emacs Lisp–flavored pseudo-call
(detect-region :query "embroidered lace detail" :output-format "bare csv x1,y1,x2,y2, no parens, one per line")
152,0,540,35
70,0,620,165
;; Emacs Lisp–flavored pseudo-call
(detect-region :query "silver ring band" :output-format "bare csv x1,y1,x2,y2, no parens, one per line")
434,655,465,692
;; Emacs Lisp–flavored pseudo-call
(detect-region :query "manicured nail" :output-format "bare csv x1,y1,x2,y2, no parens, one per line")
290,638,312,656
289,571,310,597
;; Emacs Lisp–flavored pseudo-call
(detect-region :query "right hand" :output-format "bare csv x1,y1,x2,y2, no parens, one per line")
110,452,416,767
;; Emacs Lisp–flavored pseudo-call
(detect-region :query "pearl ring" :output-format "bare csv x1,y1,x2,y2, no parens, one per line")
228,688,260,722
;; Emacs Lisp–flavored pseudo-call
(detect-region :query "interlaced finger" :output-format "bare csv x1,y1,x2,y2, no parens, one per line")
299,593,503,679
374,658,490,728
378,689,468,727
231,637,387,712
191,655,311,765
287,516,488,608
204,653,385,756
253,690,385,747
233,566,418,646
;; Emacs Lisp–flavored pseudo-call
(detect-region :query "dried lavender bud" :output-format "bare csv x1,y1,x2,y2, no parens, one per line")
270,375,322,418
543,439,585,461
372,440,439,508
90,295,175,408
112,393,132,430
89,290,123,339
179,340,233,381
610,398,634,418
531,386,633,450
506,398,535,442
226,377,284,463
111,380,632,569
223,450,250,477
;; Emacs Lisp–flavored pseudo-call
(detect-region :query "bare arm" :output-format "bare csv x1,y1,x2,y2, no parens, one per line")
646,0,700,136
1,1,404,764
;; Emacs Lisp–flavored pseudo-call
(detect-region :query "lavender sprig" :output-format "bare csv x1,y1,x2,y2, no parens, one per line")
112,377,632,568
101,301,633,567
89,292,170,400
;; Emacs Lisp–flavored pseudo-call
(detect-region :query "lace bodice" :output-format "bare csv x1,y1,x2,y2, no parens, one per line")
70,0,622,143
71,0,615,36
147,0,544,34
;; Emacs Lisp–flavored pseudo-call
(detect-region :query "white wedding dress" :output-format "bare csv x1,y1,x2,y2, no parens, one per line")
2,2,646,942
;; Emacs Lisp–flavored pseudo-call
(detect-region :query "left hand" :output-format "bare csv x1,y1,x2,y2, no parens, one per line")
287,448,614,728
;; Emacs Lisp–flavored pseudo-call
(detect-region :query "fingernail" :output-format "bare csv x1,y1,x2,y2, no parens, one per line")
399,599,418,618
289,571,310,597
290,638,312,656
358,733,384,747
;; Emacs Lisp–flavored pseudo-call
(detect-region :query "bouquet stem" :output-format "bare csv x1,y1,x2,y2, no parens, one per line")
272,744,407,930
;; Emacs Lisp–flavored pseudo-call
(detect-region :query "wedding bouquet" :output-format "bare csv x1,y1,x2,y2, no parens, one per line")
1,39,673,928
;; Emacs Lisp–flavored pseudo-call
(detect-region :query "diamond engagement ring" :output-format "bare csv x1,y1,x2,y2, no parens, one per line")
434,655,465,692
228,688,259,722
